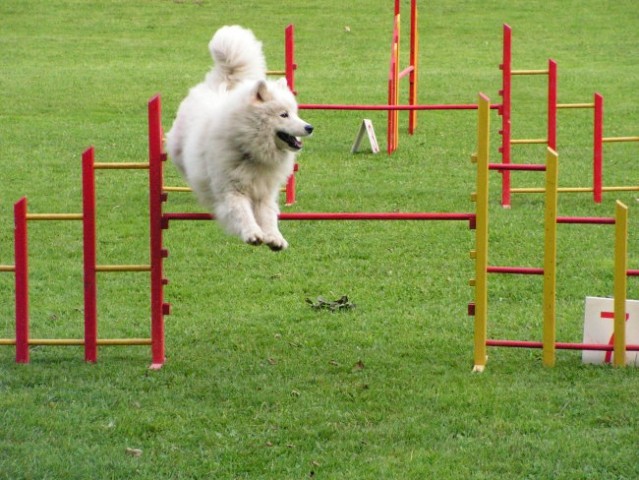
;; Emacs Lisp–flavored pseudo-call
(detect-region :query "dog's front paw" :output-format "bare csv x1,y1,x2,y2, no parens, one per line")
242,230,264,246
264,233,289,252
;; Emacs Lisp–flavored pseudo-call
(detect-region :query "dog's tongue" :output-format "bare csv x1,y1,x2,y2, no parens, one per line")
277,131,303,150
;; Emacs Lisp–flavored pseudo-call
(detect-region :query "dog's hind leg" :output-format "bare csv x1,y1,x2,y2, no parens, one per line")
215,192,265,246
254,199,288,251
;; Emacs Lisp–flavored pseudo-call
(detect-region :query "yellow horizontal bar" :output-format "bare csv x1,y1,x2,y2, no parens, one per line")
94,162,150,170
511,138,547,144
27,213,83,221
511,188,547,194
512,187,591,194
602,136,639,143
0,338,152,346
557,103,595,109
0,265,15,272
99,338,152,346
559,187,593,193
602,186,639,192
30,339,84,345
512,186,639,194
512,69,548,75
96,265,151,272
267,70,286,75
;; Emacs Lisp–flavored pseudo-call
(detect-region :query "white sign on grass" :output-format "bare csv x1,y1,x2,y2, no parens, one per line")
351,119,380,154
582,296,639,366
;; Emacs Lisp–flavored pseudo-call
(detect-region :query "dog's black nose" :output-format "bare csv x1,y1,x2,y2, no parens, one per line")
305,124,314,134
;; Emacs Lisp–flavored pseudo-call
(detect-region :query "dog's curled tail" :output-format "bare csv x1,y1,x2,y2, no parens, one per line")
206,25,266,89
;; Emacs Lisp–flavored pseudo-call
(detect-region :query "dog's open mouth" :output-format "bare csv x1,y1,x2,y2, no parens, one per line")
277,131,302,151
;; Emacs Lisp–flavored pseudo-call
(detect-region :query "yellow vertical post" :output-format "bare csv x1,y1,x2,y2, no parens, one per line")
472,93,490,372
542,148,559,367
613,200,628,367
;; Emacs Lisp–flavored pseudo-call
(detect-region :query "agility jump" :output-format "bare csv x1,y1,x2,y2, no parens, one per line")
471,94,638,371
498,24,639,207
0,148,165,368
297,0,504,154
0,95,477,367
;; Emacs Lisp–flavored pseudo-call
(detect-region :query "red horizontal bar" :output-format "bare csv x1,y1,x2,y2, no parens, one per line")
487,339,639,351
298,103,502,111
557,216,615,225
489,163,546,171
487,266,544,275
280,212,475,221
163,212,475,222
628,269,639,277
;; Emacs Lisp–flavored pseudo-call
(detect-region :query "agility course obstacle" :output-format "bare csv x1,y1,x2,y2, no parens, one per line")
298,0,420,155
387,0,418,154
498,24,639,207
0,143,165,368
2,94,636,370
298,0,508,155
0,95,477,366
297,0,502,154
471,94,638,371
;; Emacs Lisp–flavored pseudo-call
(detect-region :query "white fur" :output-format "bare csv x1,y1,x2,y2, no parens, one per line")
166,25,313,251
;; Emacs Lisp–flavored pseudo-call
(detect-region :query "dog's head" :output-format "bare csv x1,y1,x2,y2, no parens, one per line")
253,79,314,152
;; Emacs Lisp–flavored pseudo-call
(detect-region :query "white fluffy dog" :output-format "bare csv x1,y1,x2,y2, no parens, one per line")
166,26,313,251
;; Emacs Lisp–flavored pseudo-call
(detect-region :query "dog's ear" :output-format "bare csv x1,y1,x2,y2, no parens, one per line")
254,80,272,103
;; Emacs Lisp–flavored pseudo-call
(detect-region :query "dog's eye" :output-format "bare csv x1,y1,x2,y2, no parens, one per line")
280,112,289,118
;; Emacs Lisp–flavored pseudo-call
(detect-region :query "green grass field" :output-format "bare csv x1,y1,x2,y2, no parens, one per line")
2,1,639,478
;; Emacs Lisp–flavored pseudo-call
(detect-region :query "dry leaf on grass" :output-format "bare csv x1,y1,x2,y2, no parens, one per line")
305,295,356,312
125,447,142,458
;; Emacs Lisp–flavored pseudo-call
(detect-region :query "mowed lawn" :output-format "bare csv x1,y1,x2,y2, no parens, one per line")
1,1,639,478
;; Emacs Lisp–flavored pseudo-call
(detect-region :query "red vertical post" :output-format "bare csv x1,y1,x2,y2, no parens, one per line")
547,59,557,152
284,24,296,94
82,147,98,363
499,24,512,208
148,95,167,369
394,0,400,15
284,25,297,205
593,93,603,203
285,163,298,206
14,198,29,363
408,0,418,134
